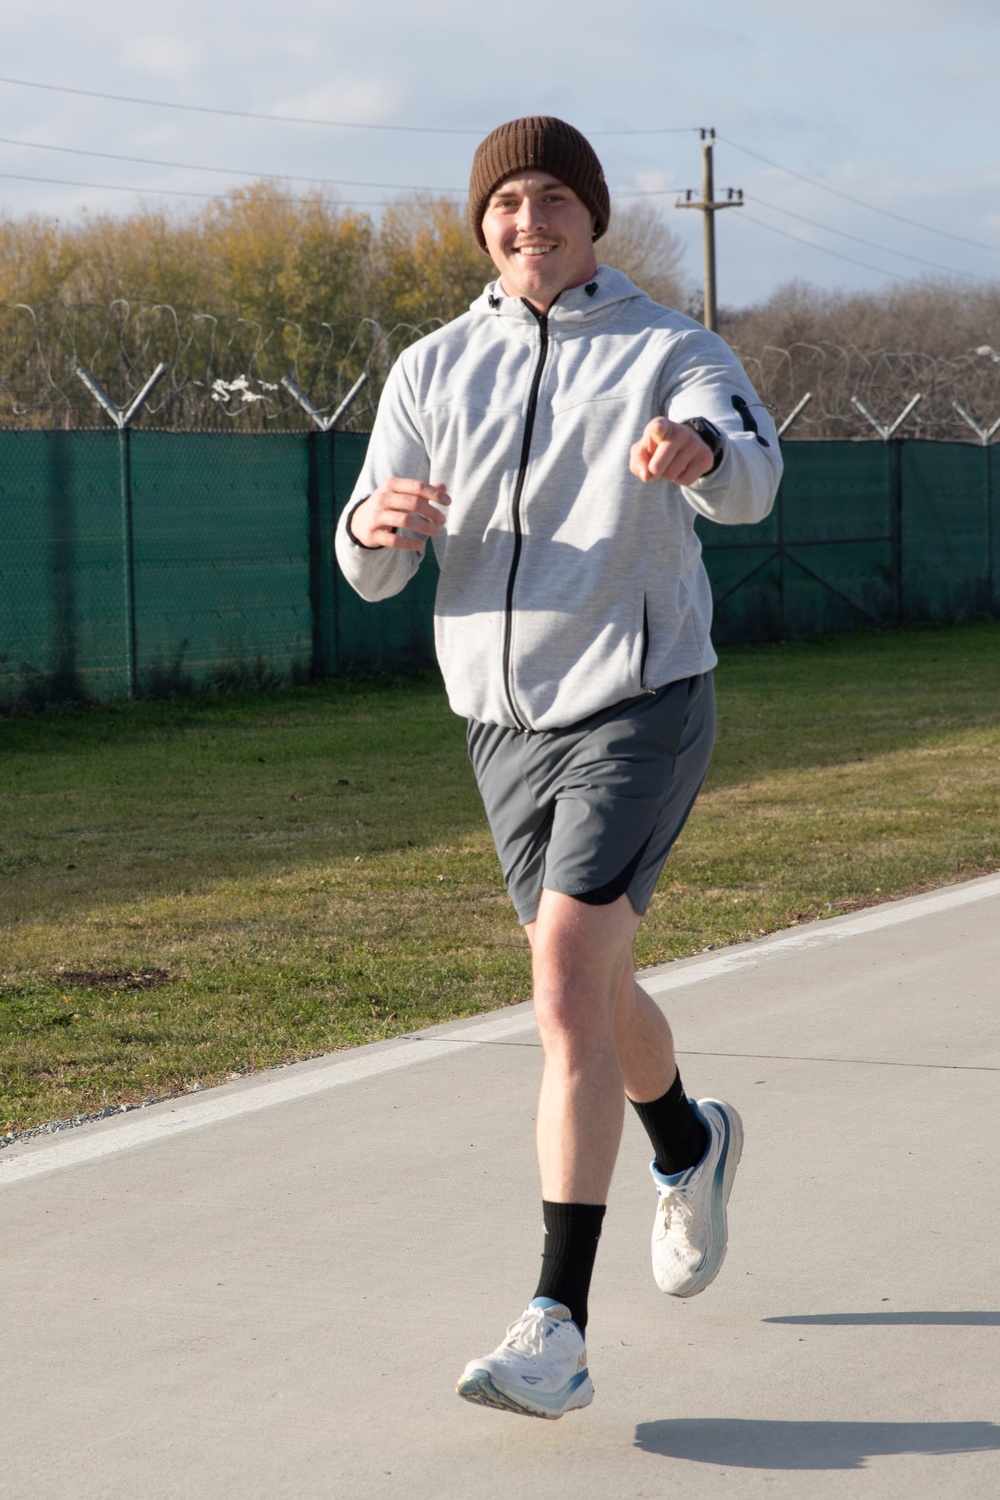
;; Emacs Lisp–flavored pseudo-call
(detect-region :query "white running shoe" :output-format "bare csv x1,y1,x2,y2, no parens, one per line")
651,1097,744,1297
456,1299,594,1419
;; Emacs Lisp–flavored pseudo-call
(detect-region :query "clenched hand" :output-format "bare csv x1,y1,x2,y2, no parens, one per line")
349,479,451,551
629,418,714,486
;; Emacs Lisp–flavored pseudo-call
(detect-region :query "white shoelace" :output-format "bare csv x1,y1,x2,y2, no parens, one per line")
657,1188,694,1233
501,1305,551,1356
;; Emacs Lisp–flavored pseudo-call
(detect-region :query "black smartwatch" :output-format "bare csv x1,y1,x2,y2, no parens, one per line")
682,417,725,474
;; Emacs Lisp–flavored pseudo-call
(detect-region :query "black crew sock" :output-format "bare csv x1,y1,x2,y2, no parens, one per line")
630,1071,709,1176
533,1201,606,1332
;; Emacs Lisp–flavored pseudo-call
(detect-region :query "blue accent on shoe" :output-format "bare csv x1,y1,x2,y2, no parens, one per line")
653,1161,694,1187
650,1098,744,1298
494,1369,591,1412
529,1297,563,1311
457,1366,593,1420
686,1101,736,1294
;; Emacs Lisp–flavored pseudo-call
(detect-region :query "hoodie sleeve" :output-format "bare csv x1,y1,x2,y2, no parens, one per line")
334,354,432,602
660,328,783,526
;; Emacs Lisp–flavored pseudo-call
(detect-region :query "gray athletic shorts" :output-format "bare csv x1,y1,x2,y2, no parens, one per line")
466,673,715,926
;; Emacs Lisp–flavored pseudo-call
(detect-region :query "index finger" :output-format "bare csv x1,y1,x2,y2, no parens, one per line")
385,477,451,505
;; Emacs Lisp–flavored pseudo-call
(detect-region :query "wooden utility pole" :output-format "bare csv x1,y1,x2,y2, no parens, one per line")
676,129,743,332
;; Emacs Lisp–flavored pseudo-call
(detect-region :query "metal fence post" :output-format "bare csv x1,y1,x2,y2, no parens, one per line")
119,426,138,697
989,441,997,618
72,362,167,696
280,372,370,680
888,440,904,628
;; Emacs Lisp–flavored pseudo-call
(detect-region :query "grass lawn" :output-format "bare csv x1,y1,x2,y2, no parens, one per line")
2,619,1000,1136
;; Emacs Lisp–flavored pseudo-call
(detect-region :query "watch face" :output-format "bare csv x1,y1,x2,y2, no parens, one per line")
684,418,724,471
690,418,722,450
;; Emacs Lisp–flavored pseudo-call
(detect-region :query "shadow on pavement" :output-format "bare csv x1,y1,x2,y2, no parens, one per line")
764,1311,1000,1326
633,1419,1000,1470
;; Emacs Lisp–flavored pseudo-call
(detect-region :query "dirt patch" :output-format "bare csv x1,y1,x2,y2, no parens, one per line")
56,969,171,991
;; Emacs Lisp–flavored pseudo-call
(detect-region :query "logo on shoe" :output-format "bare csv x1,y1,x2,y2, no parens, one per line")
521,1375,542,1385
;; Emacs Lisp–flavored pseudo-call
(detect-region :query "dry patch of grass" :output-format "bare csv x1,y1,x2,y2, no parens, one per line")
3,624,1000,1134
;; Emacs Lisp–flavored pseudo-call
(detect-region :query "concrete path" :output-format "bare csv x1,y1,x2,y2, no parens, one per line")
3,875,1000,1500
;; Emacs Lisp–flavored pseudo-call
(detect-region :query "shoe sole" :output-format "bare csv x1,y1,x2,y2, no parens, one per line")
456,1368,594,1419
663,1098,744,1299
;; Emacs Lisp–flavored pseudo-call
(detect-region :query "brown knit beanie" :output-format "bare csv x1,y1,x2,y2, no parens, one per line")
469,116,610,249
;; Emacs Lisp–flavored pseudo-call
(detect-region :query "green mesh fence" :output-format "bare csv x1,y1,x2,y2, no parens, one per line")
131,431,313,695
699,442,898,645
1,431,126,706
1,432,997,710
699,440,1000,645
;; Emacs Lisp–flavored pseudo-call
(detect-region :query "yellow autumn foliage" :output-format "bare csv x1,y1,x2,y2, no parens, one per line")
0,184,687,428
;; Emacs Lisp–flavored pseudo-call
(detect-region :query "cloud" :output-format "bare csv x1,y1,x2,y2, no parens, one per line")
121,34,201,78
632,170,678,195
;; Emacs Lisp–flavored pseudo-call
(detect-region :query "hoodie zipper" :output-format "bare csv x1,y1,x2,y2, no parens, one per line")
501,303,549,730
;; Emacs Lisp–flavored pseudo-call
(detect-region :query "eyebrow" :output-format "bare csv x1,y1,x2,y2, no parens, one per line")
489,179,566,200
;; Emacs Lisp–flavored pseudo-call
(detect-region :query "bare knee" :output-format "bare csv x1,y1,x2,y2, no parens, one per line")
533,979,615,1062
528,894,638,1063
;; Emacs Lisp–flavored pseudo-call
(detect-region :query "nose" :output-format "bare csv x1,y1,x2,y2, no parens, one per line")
515,197,547,234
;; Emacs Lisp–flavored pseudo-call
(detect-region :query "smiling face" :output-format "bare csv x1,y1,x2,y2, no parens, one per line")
480,172,599,312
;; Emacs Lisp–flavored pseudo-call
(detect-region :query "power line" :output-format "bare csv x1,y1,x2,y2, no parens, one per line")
0,168,427,210
0,73,696,139
718,132,1000,257
0,145,741,211
0,133,715,198
577,127,699,136
0,135,461,193
0,156,754,217
0,74,484,134
0,133,766,210
752,195,994,283
738,210,923,285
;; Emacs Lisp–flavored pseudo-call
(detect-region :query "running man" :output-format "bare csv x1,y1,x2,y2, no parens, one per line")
335,116,782,1419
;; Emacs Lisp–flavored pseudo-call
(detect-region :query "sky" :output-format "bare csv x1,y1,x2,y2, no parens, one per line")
2,0,999,308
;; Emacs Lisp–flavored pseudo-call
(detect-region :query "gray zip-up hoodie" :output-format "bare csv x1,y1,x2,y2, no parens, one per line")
336,267,782,731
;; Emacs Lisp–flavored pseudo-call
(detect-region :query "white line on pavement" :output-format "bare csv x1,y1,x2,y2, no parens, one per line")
640,871,1000,998
3,872,999,1187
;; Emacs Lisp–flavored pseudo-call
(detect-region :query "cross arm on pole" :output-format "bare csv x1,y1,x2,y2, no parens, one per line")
673,129,743,333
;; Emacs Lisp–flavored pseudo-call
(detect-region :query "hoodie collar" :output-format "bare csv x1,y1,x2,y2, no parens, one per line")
471,266,647,325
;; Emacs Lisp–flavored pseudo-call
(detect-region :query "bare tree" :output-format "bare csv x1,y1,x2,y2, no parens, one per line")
599,202,690,310
718,278,1000,439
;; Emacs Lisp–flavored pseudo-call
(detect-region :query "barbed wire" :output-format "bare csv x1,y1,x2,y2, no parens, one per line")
2,302,1000,440
732,340,1000,441
0,300,440,431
